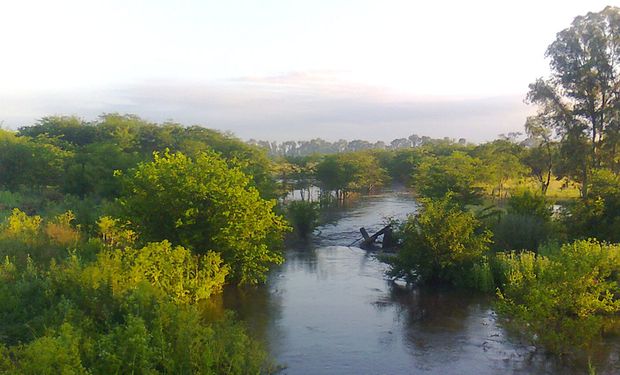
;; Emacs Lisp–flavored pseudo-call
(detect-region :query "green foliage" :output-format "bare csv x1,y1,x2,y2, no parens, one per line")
63,142,142,198
0,191,23,213
412,151,483,205
490,190,553,252
0,213,270,373
0,129,70,191
387,194,493,285
8,114,277,201
564,169,620,242
496,240,620,355
0,209,82,264
93,241,229,304
118,150,289,285
376,148,424,184
527,6,620,197
472,140,527,199
507,189,552,221
286,201,319,239
492,214,550,252
315,151,389,200
466,256,496,293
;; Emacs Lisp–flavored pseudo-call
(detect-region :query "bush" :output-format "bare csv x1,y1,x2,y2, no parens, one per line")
286,201,319,239
492,213,549,252
0,209,81,264
507,189,551,221
0,191,23,214
92,240,229,304
466,256,496,293
0,220,271,373
118,150,290,285
496,240,620,355
412,152,484,206
387,194,493,285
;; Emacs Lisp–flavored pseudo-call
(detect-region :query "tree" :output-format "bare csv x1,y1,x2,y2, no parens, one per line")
527,6,620,196
564,168,620,241
473,140,527,199
18,115,97,147
387,194,492,285
522,116,558,195
0,130,69,191
413,151,483,205
315,152,388,202
118,150,290,285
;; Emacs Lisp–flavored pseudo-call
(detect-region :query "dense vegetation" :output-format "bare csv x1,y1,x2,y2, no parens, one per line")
1,4,620,373
0,118,287,372
382,6,620,366
0,210,270,374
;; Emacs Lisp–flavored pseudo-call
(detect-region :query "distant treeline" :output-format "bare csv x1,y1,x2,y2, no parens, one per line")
249,134,477,157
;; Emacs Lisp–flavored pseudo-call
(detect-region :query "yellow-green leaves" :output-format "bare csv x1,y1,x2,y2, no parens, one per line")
119,150,289,285
496,240,620,355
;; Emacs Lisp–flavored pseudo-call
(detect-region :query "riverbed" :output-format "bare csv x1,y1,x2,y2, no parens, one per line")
222,191,620,375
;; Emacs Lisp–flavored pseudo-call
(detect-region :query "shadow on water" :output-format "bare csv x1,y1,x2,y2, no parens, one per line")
218,190,620,375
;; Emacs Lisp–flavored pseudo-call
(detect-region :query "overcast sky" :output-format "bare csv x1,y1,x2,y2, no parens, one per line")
0,0,616,142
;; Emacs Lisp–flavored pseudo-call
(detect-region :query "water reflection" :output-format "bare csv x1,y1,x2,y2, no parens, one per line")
220,191,619,375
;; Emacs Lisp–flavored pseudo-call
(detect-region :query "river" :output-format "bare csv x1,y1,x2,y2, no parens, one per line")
221,191,620,375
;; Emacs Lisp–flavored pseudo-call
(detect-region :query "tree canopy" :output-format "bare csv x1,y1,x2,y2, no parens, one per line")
118,150,289,285
527,6,620,196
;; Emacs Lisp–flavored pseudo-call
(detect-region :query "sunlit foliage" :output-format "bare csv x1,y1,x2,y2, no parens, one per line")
496,240,620,355
387,194,492,285
118,150,289,285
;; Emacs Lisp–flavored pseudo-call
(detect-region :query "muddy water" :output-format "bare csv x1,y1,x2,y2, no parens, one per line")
223,191,620,375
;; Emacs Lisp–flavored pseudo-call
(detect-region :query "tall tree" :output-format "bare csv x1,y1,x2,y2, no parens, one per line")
527,6,620,196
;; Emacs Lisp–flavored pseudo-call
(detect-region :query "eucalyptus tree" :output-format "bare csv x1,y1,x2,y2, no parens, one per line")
527,6,620,196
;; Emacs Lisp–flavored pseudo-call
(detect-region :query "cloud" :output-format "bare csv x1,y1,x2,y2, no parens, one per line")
0,72,534,142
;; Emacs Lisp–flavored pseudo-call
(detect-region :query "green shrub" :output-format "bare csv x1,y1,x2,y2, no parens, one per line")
0,209,82,264
0,231,270,373
466,256,496,293
286,201,319,239
507,189,551,221
563,169,620,242
91,240,229,304
118,150,290,285
387,194,493,285
496,240,620,355
492,213,549,252
0,191,24,215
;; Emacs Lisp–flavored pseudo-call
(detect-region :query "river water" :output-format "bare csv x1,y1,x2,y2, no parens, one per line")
221,191,620,375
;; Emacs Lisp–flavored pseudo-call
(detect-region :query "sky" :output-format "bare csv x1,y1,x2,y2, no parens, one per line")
0,0,617,142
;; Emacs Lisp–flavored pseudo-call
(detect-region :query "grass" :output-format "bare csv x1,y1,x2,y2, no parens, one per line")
476,177,581,203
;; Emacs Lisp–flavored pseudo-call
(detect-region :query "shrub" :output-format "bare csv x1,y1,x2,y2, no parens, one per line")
496,240,620,355
387,194,493,285
507,189,552,221
466,256,496,293
492,213,549,252
286,201,319,239
118,150,290,285
562,169,620,242
45,211,80,247
0,209,82,264
0,231,270,373
92,241,229,303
